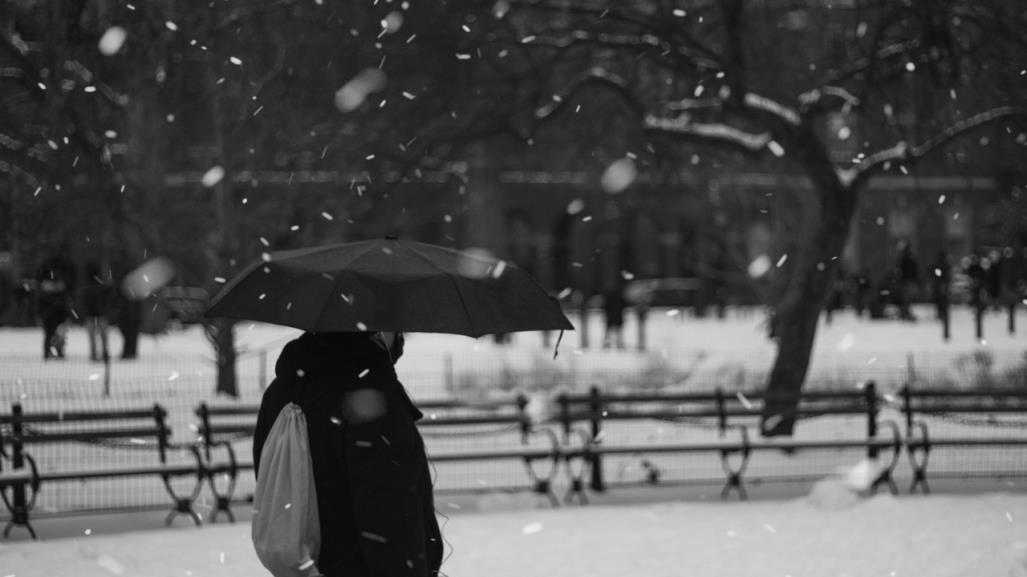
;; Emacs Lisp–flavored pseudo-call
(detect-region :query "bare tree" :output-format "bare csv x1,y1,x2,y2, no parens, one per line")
413,0,1026,434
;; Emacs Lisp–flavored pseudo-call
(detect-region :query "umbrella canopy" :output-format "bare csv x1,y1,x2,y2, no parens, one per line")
205,237,573,337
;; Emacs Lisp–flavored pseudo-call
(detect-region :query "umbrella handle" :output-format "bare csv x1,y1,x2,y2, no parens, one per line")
552,330,564,360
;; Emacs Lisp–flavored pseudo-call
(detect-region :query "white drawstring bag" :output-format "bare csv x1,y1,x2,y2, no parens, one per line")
252,403,322,577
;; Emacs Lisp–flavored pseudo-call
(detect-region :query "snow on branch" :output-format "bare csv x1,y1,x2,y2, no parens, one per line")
534,67,640,124
645,113,772,153
743,92,801,126
666,97,723,111
851,106,1027,188
799,86,861,111
819,39,921,88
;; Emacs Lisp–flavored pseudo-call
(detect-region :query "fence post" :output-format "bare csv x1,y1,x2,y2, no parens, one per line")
515,394,529,444
1009,300,1016,335
941,302,950,341
11,403,26,518
258,350,268,391
579,298,590,350
864,381,878,459
901,384,913,436
557,393,570,442
588,385,605,492
103,354,112,397
636,306,647,352
153,404,169,464
715,387,727,437
975,302,984,341
197,402,212,462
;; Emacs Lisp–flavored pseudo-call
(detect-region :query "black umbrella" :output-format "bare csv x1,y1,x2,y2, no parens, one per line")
205,237,573,338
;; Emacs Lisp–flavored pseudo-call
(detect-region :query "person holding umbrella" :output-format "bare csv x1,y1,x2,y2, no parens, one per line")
252,329,441,576
208,237,572,577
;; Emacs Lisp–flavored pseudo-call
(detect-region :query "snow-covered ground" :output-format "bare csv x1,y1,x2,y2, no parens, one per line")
2,306,1027,574
2,492,1025,576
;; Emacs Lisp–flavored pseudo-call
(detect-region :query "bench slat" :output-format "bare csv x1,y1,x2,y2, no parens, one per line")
37,464,200,482
420,415,524,426
199,406,261,416
909,438,1027,448
909,405,1027,414
17,428,165,444
429,449,555,462
0,469,34,484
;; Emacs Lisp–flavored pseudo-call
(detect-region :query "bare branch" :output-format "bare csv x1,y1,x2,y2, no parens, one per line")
215,0,300,32
505,0,722,65
0,32,46,100
523,30,722,70
645,113,772,154
666,97,723,111
851,106,1027,189
506,0,657,29
718,0,747,90
817,38,921,89
798,85,862,114
532,67,644,131
231,44,287,131
0,146,50,180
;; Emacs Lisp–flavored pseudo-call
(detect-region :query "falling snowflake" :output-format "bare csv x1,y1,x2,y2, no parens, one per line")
836,333,855,352
521,522,543,535
201,166,225,187
747,255,772,278
98,27,128,55
600,158,637,194
335,69,388,113
381,11,404,33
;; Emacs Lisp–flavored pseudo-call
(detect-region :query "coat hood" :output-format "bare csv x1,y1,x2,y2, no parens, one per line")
274,331,397,381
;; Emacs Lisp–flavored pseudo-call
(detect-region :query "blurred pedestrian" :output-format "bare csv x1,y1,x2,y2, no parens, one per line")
985,248,1004,308
854,268,871,317
602,284,627,349
81,260,114,362
253,331,443,577
36,248,76,360
824,265,848,324
965,251,986,310
113,285,144,359
929,250,952,321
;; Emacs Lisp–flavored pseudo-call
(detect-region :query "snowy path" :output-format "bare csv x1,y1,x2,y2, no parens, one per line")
2,494,1025,577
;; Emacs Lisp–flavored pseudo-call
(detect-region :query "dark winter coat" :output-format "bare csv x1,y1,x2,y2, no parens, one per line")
253,332,443,577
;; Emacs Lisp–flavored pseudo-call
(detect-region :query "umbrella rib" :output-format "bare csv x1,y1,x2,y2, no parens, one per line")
310,243,382,332
405,243,479,337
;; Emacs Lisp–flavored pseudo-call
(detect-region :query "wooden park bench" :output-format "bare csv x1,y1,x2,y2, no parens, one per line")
555,383,903,502
895,386,1027,494
194,394,571,521
0,403,205,539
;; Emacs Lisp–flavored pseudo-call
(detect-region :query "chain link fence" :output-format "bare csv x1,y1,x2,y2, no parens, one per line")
2,318,1026,516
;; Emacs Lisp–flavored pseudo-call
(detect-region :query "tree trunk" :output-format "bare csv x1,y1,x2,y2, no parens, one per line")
761,137,860,436
206,317,239,397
